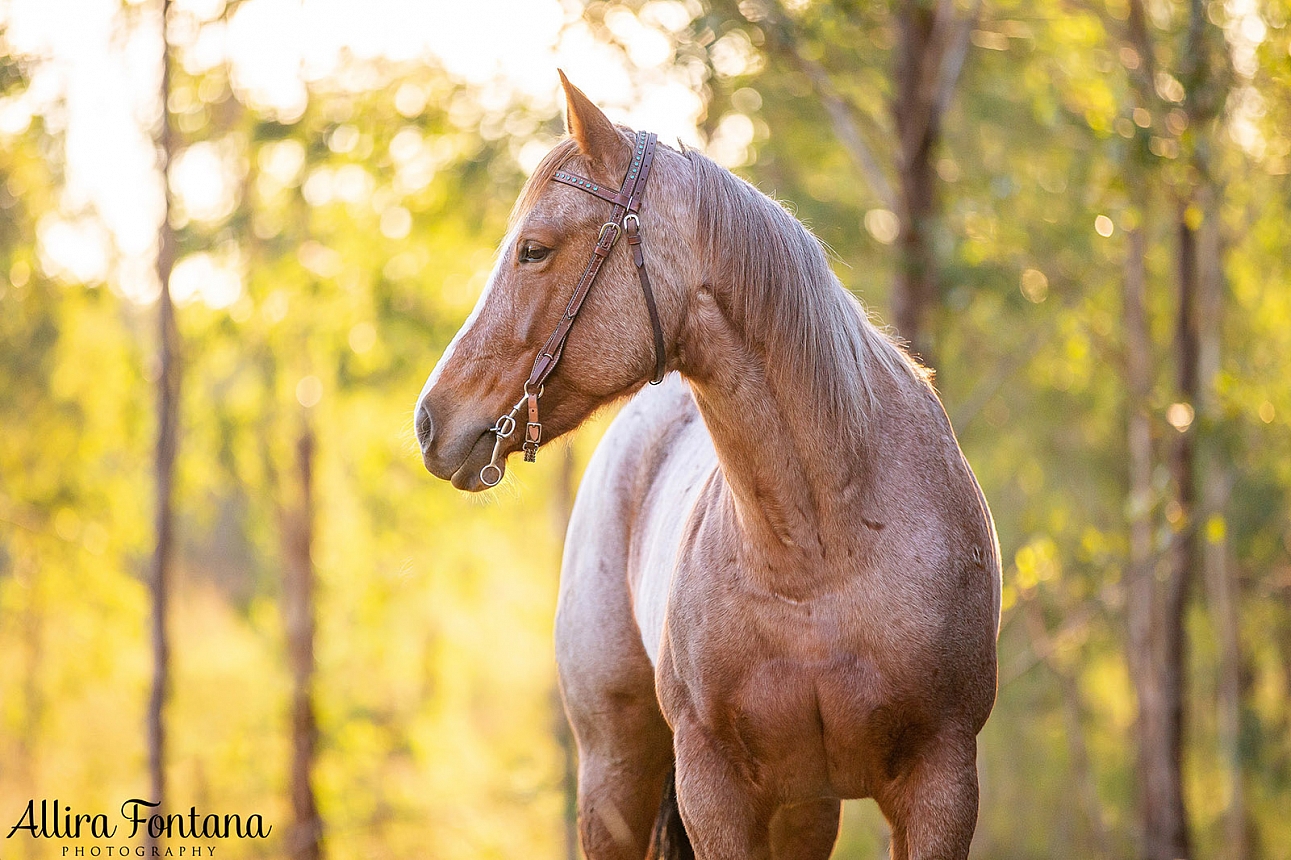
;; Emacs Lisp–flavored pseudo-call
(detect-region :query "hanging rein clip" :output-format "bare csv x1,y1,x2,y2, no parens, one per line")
479,393,527,488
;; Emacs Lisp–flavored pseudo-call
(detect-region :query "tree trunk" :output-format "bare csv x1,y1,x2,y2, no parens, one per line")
147,0,179,847
891,0,941,366
17,552,42,860
757,0,973,368
1151,207,1200,860
1123,217,1190,860
1196,186,1246,860
284,427,324,860
1127,205,1198,860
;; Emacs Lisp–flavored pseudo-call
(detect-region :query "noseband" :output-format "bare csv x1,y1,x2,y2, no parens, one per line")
479,130,665,487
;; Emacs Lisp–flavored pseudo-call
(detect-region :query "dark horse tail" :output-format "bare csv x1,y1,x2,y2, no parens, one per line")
648,767,694,860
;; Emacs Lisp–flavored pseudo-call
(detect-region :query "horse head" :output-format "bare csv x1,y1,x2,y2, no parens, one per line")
415,73,696,490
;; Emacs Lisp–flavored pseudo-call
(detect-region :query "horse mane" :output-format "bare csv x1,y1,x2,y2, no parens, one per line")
686,149,928,428
510,136,927,429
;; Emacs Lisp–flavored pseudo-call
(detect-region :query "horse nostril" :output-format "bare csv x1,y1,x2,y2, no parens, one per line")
415,403,434,451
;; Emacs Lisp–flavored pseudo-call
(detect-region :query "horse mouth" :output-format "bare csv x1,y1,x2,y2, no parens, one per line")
448,428,501,492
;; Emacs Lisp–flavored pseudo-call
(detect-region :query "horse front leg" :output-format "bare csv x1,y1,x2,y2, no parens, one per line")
562,663,675,860
672,720,777,860
576,745,673,860
876,732,979,860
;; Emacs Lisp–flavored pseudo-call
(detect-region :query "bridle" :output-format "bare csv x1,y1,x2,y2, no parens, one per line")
479,130,666,488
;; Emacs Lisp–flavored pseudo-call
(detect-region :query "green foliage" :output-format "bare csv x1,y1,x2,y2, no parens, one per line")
0,25,576,856
2,2,1290,858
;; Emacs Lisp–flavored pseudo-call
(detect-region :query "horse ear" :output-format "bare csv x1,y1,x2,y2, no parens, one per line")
559,70,629,171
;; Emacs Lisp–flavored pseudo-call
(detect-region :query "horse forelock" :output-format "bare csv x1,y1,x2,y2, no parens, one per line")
685,149,928,429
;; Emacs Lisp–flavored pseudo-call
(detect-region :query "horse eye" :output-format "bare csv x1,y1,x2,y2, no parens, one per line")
520,244,550,263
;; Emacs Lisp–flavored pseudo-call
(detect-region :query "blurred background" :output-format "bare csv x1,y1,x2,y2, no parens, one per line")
0,0,1289,857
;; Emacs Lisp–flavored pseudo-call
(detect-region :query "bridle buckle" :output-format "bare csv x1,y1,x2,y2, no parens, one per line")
597,221,621,247
522,422,542,463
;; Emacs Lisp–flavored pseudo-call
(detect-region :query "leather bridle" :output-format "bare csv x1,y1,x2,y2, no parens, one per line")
479,130,666,487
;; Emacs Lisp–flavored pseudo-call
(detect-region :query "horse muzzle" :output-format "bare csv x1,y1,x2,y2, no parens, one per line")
415,399,499,491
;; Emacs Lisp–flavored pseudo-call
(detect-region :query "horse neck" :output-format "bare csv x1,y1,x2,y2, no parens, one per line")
680,277,907,581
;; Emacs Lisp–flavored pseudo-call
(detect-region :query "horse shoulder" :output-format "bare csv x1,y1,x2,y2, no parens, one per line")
556,376,715,688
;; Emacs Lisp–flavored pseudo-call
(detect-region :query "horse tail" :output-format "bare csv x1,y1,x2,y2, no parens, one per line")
648,767,694,860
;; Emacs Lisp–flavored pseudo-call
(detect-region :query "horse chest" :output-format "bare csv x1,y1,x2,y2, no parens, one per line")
656,567,939,799
665,538,934,675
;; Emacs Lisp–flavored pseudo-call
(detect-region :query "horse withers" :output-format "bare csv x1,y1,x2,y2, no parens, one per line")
415,73,1001,860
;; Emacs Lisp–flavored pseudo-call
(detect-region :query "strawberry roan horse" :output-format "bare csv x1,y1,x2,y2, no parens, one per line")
415,75,1000,860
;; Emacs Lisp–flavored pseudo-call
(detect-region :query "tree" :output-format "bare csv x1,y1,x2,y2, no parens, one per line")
651,0,978,366
283,426,323,860
1110,1,1231,854
147,0,181,843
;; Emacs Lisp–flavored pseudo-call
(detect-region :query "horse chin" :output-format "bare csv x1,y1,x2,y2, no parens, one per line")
449,429,500,492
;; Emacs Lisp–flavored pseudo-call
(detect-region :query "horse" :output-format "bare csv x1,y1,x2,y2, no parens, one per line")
415,73,1001,860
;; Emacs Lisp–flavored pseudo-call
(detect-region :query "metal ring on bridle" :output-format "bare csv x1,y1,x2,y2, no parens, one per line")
524,381,544,398
493,413,516,438
478,393,528,488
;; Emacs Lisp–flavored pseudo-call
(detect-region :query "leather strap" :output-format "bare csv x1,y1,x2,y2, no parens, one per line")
622,131,665,384
551,170,624,206
518,130,665,464
626,217,666,384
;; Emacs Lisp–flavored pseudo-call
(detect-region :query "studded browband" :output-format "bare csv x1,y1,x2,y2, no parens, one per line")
479,130,666,487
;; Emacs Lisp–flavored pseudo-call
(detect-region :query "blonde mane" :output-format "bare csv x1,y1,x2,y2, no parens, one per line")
507,135,927,431
686,149,927,428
